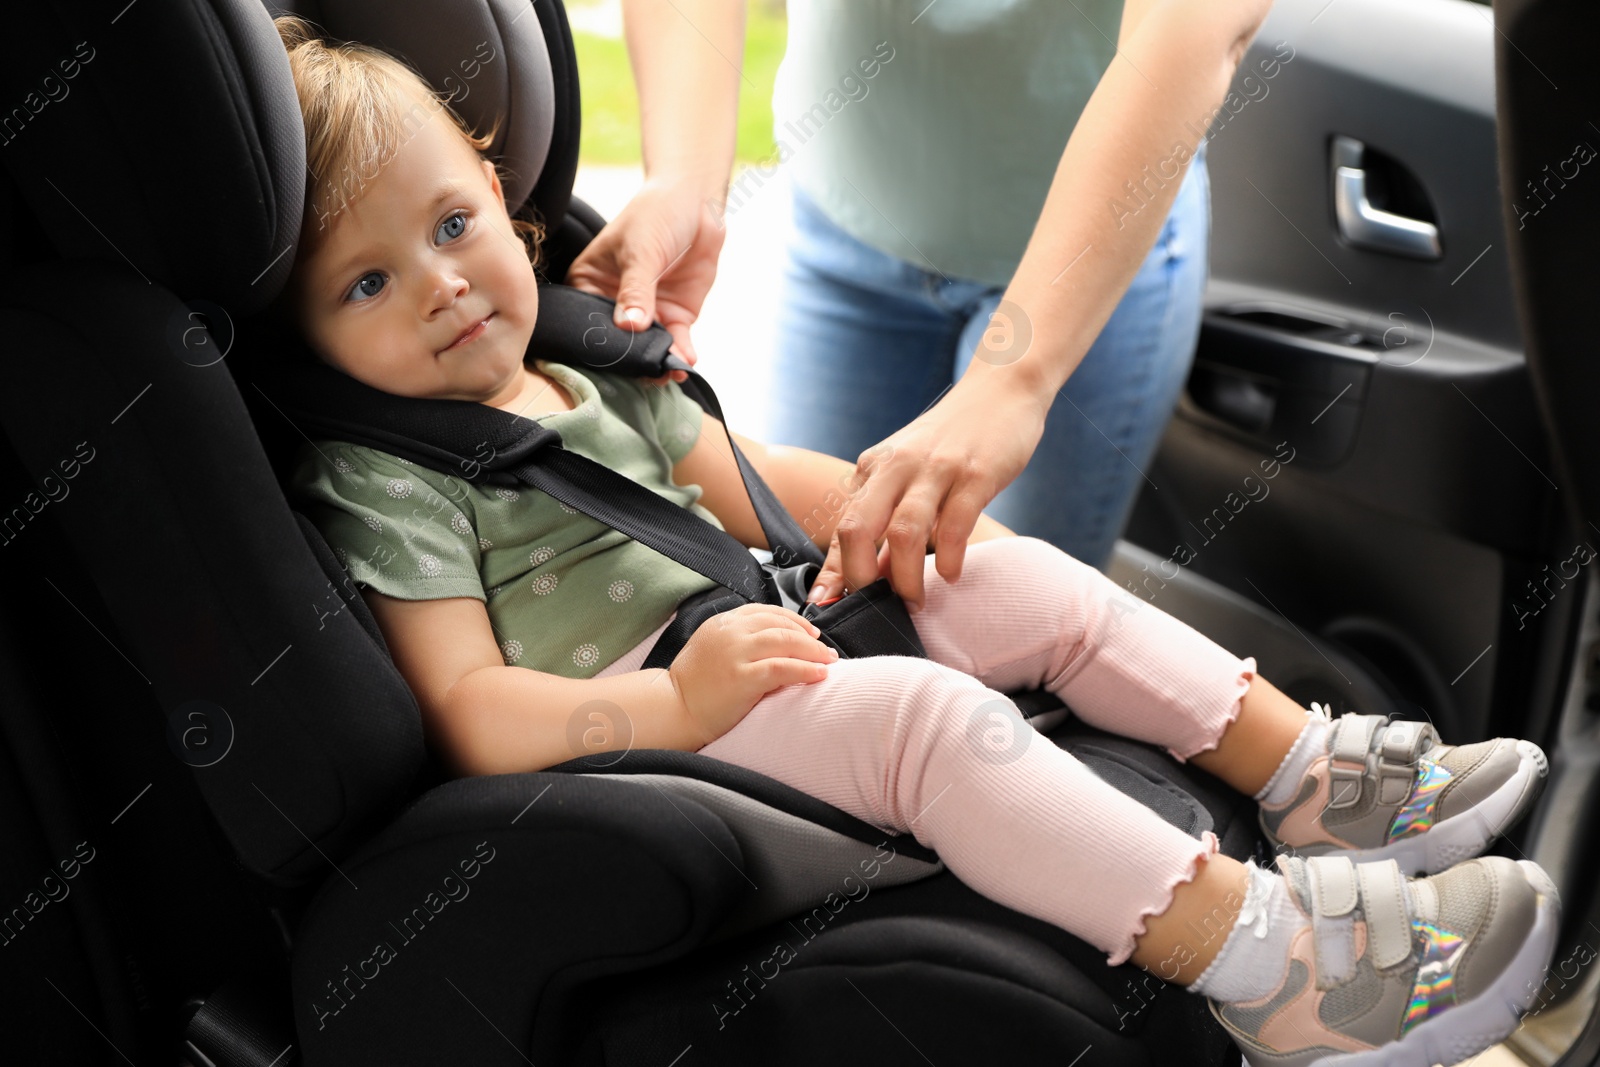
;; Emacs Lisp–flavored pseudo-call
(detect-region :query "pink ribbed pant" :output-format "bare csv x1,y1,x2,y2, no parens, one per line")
596,536,1256,965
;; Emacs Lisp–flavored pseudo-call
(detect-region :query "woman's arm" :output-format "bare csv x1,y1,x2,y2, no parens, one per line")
362,591,708,777
623,0,743,203
995,0,1274,398
672,415,1014,554
566,0,745,360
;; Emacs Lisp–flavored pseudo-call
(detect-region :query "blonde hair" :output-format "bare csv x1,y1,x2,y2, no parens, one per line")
274,14,543,268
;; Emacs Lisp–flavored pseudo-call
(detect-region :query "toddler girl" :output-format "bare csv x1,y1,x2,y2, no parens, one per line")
272,17,1558,1066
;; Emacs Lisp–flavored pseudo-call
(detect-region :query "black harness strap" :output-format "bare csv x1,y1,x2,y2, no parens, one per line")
258,285,922,668
508,444,775,603
530,286,824,571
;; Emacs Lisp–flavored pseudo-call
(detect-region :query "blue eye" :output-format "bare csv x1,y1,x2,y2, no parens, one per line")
437,212,468,243
346,272,385,303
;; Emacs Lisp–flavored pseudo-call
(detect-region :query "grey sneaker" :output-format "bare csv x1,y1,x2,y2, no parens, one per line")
1212,854,1560,1067
1260,708,1548,874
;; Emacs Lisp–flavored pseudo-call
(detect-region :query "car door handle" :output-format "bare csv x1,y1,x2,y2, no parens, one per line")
1332,136,1442,261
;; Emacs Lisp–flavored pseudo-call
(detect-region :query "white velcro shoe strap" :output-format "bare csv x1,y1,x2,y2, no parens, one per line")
1331,713,1385,764
1307,855,1360,915
1306,856,1361,987
1355,859,1413,970
1329,715,1383,810
1376,720,1436,806
1380,719,1435,763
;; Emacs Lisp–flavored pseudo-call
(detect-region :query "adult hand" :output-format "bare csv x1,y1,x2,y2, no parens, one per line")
667,603,838,746
807,369,1049,612
566,174,728,387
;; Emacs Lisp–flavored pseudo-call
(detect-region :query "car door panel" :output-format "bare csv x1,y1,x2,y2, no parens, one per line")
1116,0,1562,756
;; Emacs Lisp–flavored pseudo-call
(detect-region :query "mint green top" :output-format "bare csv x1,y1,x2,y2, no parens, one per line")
288,360,722,679
771,0,1122,288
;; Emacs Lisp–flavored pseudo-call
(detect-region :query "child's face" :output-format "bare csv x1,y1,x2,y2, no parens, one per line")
289,96,539,406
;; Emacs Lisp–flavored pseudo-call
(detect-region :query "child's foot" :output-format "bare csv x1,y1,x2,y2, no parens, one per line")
1259,708,1548,874
1207,853,1560,1067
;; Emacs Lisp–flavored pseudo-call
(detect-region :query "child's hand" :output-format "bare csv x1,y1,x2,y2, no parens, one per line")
667,604,838,745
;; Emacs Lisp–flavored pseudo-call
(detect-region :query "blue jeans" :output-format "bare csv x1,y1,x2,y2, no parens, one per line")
765,150,1210,572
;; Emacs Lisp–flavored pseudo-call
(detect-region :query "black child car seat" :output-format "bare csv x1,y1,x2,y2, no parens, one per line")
0,1,1264,1063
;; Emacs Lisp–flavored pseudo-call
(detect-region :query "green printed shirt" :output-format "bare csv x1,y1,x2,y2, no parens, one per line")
773,0,1122,287
288,359,723,678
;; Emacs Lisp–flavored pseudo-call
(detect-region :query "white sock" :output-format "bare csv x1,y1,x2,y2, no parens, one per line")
1187,861,1307,1003
1255,709,1332,806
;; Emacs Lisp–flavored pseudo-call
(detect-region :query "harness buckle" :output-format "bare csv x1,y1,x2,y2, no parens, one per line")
763,558,822,615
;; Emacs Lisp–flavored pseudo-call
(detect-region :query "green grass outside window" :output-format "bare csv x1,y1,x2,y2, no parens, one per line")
570,2,788,166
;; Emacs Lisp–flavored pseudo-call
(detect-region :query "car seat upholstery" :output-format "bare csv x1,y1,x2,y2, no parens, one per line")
0,1,1263,1063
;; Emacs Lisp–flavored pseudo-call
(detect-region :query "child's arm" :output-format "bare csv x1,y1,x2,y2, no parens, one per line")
364,587,832,777
362,591,710,777
673,414,1016,552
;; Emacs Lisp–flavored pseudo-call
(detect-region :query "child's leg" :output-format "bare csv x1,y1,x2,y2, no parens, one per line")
697,652,1239,967
908,536,1308,791
691,650,1559,1067
631,585,1555,1066
909,537,1547,875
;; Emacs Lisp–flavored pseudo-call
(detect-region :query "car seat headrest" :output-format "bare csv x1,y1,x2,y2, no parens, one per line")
0,2,306,314
270,0,554,238
0,0,565,315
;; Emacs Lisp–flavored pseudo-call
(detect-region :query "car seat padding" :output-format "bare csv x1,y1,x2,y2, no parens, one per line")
583,772,945,941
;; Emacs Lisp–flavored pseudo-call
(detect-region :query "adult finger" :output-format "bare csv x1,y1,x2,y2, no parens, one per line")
614,298,655,333
808,450,907,603
876,540,894,578
566,271,610,299
808,535,846,604
927,479,990,585
613,253,663,332
637,325,701,387
879,474,948,612
806,540,892,605
663,320,699,366
810,540,892,603
565,233,622,299
831,448,916,595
